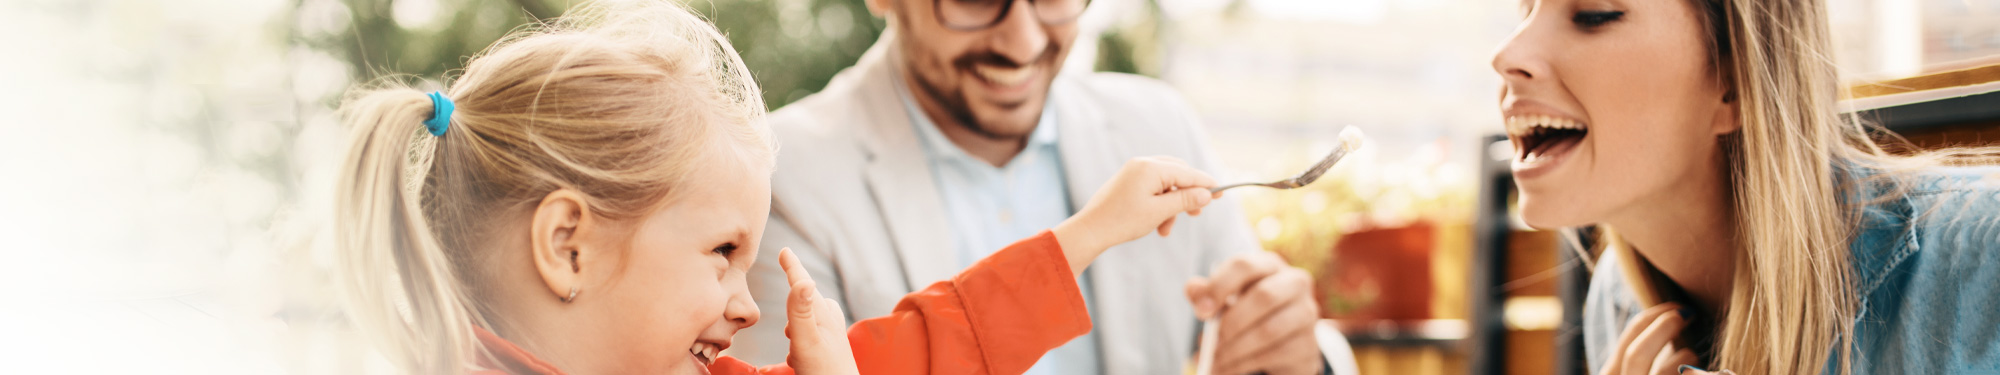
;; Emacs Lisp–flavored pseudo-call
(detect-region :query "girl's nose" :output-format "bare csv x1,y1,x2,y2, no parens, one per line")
726,278,761,329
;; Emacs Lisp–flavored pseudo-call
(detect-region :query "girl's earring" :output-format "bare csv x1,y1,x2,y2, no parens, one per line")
561,286,579,303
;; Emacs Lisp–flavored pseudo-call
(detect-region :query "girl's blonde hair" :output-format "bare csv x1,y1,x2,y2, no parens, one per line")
1606,0,2000,374
331,2,771,374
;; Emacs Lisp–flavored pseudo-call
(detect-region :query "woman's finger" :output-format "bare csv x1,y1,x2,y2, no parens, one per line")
1676,365,1735,375
1607,303,1684,372
1620,309,1689,375
1650,348,1698,375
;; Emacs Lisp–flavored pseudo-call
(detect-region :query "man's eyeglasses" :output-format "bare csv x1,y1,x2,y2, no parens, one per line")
934,0,1089,31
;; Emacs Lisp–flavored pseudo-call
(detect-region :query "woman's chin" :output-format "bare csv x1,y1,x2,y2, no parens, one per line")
1516,195,1597,229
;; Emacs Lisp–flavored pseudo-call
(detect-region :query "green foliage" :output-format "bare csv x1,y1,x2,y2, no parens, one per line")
697,0,884,109
313,0,883,110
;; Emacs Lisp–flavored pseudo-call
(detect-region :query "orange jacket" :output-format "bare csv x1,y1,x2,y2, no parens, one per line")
473,230,1091,375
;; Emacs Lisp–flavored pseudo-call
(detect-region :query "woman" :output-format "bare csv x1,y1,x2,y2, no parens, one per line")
330,1,1223,374
1492,0,2000,374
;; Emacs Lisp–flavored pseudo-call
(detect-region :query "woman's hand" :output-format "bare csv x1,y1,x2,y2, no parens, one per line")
780,248,858,375
1052,156,1217,275
1602,303,1706,375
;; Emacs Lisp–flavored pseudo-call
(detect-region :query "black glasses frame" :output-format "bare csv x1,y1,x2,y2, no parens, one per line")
933,0,1088,32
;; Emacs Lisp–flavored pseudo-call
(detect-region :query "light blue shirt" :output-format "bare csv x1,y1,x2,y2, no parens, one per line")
896,84,1103,375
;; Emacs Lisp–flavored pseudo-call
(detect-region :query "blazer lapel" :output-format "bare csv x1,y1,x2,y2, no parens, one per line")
849,34,961,289
1050,77,1153,374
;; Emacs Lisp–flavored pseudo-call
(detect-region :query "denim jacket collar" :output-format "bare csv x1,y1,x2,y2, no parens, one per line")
1839,162,1923,303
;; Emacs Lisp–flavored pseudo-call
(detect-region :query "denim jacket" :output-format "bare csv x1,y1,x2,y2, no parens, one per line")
1584,164,2000,374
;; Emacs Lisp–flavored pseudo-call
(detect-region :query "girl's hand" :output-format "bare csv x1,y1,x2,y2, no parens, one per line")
1602,303,1703,375
1052,156,1217,275
779,248,858,375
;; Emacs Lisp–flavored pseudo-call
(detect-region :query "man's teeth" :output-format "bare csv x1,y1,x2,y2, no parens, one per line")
974,64,1034,87
1504,115,1586,135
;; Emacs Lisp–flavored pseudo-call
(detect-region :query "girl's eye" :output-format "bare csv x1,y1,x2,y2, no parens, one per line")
1572,10,1624,29
712,243,738,257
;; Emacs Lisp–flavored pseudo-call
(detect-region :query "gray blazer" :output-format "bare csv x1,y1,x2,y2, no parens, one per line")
726,33,1261,375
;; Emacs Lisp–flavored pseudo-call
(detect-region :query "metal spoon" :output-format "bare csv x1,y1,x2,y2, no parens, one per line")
1213,126,1366,193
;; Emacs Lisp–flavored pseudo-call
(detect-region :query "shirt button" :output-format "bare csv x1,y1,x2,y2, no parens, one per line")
999,209,1013,223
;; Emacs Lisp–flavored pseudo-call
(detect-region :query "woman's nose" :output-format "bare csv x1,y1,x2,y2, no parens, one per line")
1491,14,1551,83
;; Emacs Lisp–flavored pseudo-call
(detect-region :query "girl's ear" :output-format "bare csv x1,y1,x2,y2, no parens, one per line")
530,189,598,303
1710,90,1741,135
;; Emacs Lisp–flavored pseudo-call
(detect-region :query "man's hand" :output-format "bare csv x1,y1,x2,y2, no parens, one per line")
1185,251,1322,375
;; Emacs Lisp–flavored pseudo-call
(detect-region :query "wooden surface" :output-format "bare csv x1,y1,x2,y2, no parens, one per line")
1847,60,2000,152
1850,60,2000,99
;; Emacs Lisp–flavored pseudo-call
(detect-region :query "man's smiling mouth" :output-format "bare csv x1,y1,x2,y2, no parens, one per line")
972,63,1037,88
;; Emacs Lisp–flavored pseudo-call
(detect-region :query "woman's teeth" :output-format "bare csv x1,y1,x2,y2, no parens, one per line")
973,64,1035,87
1503,115,1586,135
690,342,719,365
1504,115,1589,162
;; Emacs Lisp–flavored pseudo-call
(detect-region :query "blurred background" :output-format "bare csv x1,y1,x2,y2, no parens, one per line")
2,0,1996,373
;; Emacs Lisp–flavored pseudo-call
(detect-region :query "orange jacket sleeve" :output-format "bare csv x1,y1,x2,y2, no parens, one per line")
708,230,1092,375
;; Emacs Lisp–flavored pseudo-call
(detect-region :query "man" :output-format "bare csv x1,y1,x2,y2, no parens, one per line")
729,0,1327,372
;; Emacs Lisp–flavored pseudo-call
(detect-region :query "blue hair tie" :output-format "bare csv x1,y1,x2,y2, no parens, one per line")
424,91,454,136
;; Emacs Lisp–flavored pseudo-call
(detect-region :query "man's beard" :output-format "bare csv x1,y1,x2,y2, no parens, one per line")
904,41,1062,141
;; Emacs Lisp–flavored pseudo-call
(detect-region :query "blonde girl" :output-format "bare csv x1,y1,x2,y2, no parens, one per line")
331,1,1222,374
1491,0,2000,374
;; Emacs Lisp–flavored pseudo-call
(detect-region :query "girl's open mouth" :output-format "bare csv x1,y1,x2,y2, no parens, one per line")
1506,114,1589,165
690,341,722,366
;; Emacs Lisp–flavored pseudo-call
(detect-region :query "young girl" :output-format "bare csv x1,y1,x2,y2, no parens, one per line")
330,2,1223,374
1492,0,2000,374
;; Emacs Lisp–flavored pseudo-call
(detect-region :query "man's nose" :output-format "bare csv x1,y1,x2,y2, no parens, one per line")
986,0,1050,65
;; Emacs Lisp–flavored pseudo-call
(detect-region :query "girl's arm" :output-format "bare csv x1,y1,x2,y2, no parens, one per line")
712,156,1215,375
843,230,1085,375
706,233,1082,375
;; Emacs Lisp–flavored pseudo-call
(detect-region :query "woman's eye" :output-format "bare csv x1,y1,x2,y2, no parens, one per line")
1572,10,1624,28
712,243,737,257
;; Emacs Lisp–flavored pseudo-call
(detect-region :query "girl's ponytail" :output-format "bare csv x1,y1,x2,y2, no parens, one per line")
332,88,480,375
328,1,774,373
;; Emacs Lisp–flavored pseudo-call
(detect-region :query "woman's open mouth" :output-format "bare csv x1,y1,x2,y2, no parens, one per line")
1505,114,1589,172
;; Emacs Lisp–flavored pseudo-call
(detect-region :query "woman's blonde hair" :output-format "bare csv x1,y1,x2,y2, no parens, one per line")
1606,0,2000,374
331,1,771,374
